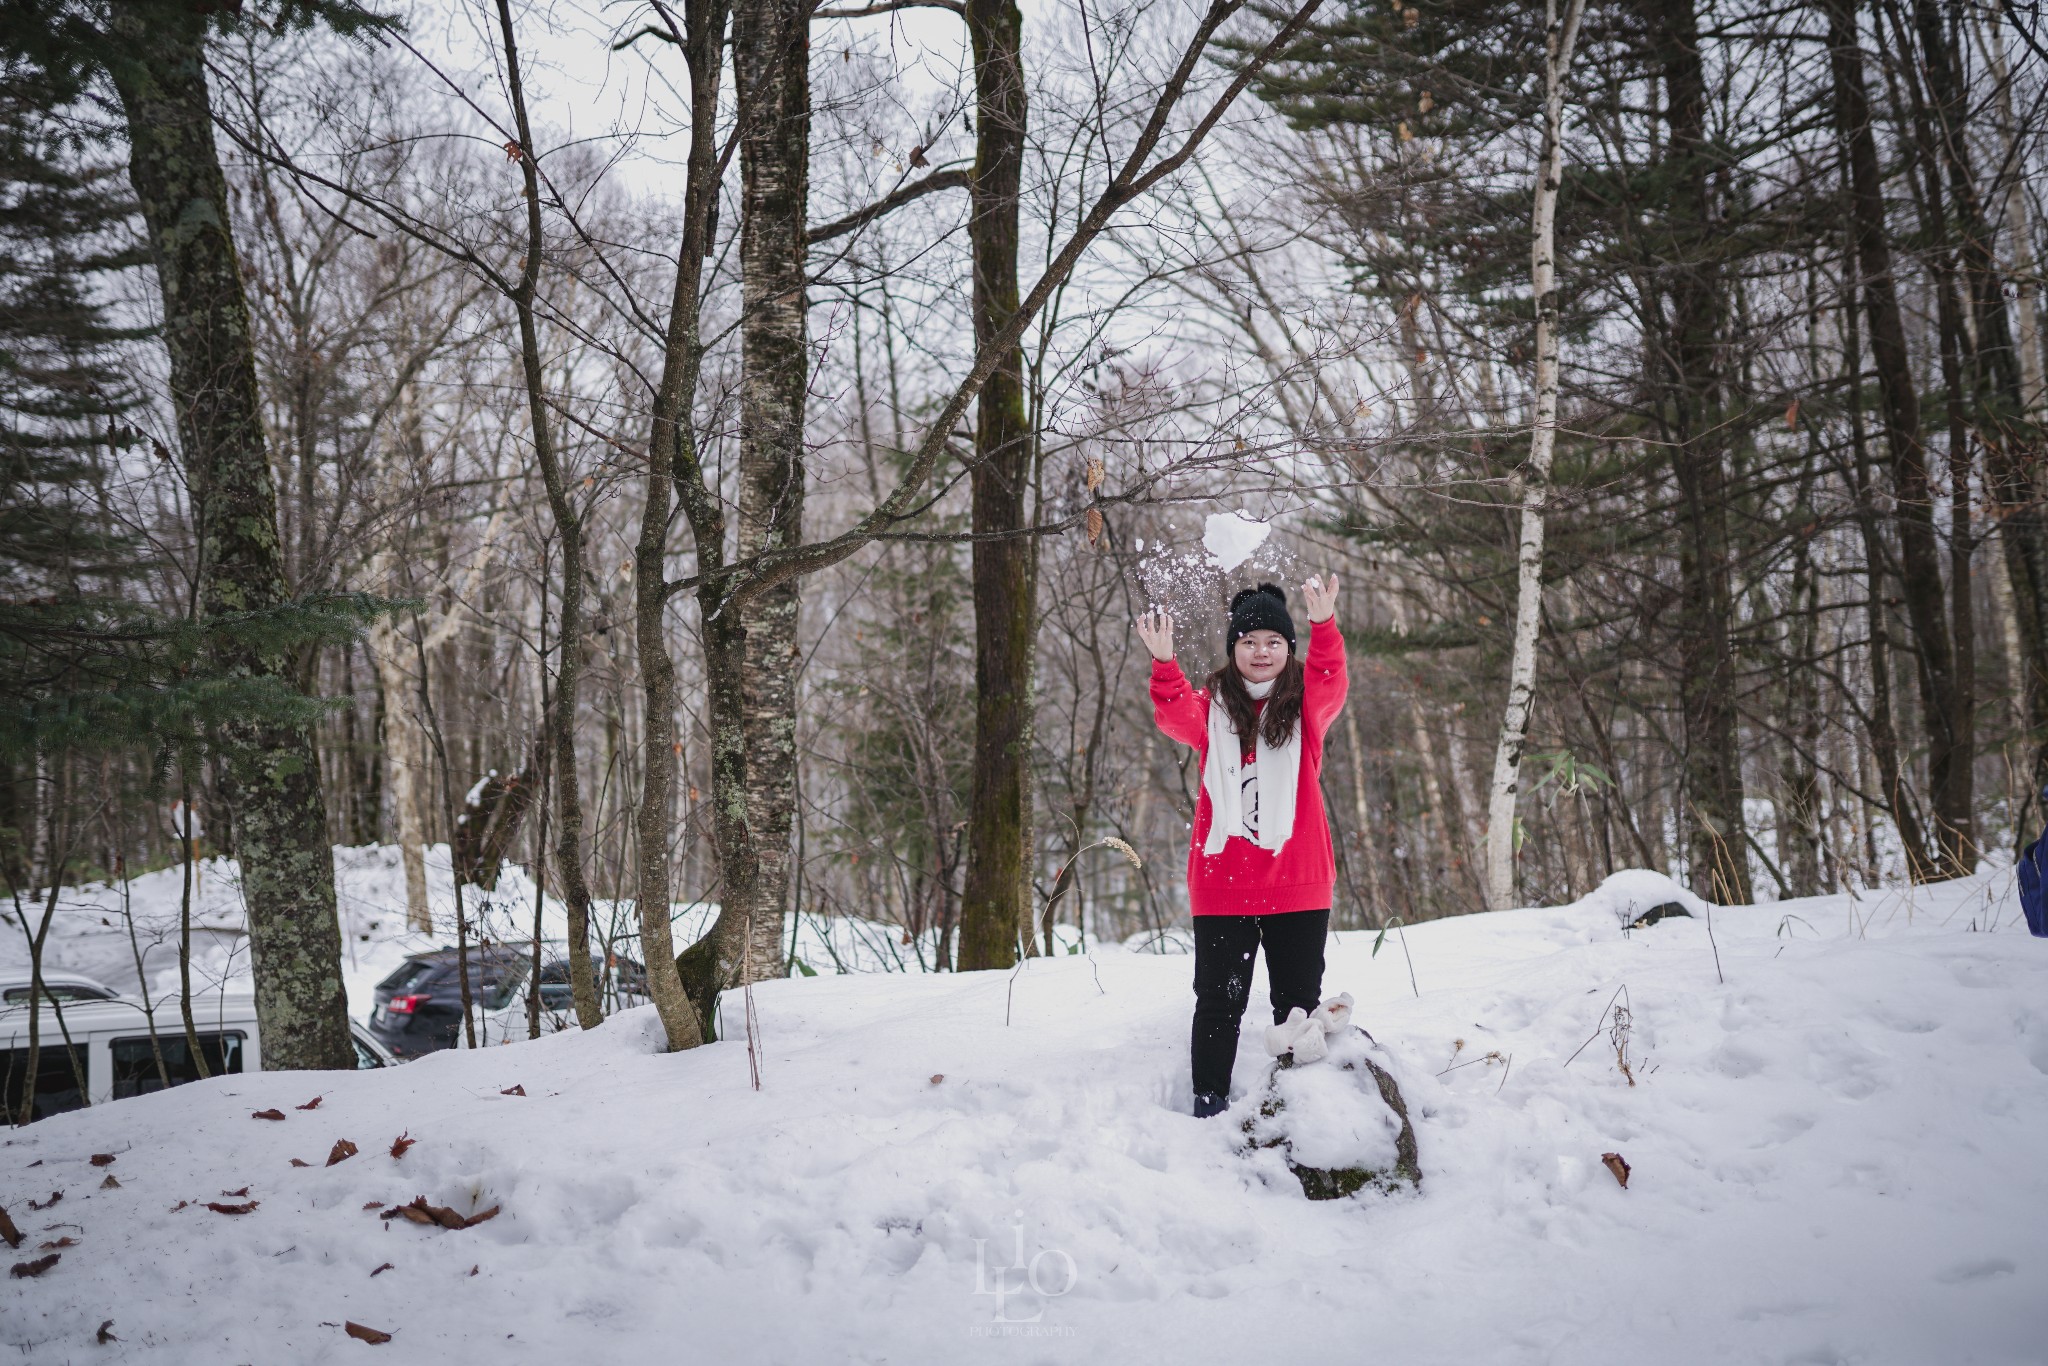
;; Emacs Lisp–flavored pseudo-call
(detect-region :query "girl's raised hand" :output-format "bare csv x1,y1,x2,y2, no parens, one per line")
1135,607,1176,662
1302,573,1341,624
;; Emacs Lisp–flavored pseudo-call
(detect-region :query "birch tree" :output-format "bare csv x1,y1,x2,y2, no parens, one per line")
1483,0,1583,913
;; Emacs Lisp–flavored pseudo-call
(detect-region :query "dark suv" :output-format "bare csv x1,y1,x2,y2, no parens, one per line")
366,946,532,1058
366,946,648,1057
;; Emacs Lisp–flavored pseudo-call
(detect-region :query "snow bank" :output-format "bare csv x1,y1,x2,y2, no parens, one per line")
5,869,2047,1363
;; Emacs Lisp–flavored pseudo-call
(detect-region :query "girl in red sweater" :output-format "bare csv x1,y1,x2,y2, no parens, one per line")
1137,576,1347,1118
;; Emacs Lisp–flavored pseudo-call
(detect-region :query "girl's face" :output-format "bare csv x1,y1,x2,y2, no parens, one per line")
1233,630,1290,684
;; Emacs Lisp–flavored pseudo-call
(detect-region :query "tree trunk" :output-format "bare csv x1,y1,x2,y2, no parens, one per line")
632,0,728,1053
1911,0,2048,798
1484,0,1583,913
107,12,353,1070
1645,0,1752,905
958,0,1035,971
493,0,601,1030
1834,202,1933,873
679,0,809,1031
1983,16,2046,739
1822,0,1957,878
366,624,432,930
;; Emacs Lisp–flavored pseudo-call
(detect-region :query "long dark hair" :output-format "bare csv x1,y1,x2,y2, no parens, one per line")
1205,655,1305,753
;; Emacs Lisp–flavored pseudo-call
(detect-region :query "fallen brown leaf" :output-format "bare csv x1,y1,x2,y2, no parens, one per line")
96,1320,115,1344
9,1253,58,1278
361,1200,382,1211
467,1265,478,1277
204,1200,259,1215
500,1084,526,1097
297,1095,324,1111
27,1192,60,1211
252,1109,286,1122
379,1196,499,1230
290,1159,310,1168
0,1206,20,1248
389,1133,416,1160
89,1154,115,1167
929,1074,943,1085
169,1201,188,1212
99,1174,120,1189
25,1160,39,1167
37,1237,75,1250
369,1261,393,1278
1601,1151,1631,1189
221,1186,249,1197
326,1139,359,1167
344,1321,393,1345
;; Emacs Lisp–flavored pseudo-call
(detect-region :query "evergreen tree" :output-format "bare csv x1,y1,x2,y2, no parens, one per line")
2,3,396,1070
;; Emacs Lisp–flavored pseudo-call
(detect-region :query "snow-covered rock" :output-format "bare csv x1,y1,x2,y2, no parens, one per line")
1243,1026,1421,1199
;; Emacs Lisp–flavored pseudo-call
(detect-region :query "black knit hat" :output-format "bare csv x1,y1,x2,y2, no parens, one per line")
1227,583,1296,653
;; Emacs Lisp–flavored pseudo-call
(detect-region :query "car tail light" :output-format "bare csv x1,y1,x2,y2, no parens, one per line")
386,994,432,1015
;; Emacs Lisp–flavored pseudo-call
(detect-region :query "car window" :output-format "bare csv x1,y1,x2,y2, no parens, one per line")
2,1043,91,1120
108,1031,244,1099
352,1035,386,1069
3,982,115,1004
479,971,529,1011
376,961,437,994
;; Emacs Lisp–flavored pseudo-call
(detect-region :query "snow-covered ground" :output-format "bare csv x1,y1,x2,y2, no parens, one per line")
5,863,2047,1363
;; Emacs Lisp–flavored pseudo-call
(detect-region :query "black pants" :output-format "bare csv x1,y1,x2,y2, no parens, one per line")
1190,909,1330,1101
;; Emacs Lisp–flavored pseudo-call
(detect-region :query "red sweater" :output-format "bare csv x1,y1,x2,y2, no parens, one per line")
1149,621,1349,916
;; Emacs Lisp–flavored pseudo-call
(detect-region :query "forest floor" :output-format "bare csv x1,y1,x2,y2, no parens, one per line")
3,861,2045,1363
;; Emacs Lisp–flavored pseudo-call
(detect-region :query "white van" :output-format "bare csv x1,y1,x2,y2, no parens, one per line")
1,976,394,1122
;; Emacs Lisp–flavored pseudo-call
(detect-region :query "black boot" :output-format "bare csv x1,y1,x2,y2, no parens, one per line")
1193,1091,1228,1119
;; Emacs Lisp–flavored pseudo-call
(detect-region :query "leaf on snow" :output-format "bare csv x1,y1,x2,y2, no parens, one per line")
204,1200,259,1215
27,1192,61,1211
290,1159,311,1168
297,1096,324,1111
344,1321,393,1344
9,1253,59,1278
389,1133,416,1159
221,1186,250,1197
380,1196,499,1230
500,1084,525,1097
326,1140,359,1167
89,1153,116,1167
251,1109,287,1121
369,1262,393,1277
1601,1151,1631,1189
96,1320,116,1344
37,1237,75,1250
0,1206,21,1248
99,1174,120,1189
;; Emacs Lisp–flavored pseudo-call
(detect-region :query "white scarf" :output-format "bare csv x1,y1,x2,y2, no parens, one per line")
1202,675,1301,855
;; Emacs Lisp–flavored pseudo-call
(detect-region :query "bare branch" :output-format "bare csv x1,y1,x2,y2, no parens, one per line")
814,0,964,15
807,166,972,244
